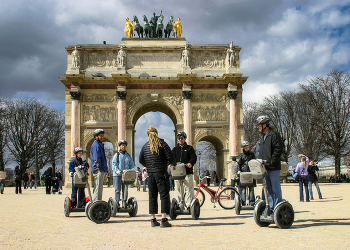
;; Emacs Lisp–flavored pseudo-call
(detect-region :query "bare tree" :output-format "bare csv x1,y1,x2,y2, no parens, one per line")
300,71,350,176
0,99,9,171
242,102,261,154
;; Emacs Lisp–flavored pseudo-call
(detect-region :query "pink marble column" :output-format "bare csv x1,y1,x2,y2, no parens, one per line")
70,91,81,157
117,90,127,141
228,90,238,157
182,90,193,145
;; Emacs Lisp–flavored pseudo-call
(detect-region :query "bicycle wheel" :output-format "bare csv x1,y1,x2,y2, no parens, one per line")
218,187,237,209
194,188,205,207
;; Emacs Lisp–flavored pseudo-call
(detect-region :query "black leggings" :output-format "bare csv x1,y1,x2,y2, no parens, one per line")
148,172,170,214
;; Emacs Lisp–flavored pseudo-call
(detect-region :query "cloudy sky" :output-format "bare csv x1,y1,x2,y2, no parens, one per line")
1,0,349,166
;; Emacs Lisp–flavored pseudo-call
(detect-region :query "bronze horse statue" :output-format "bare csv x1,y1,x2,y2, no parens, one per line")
164,16,173,38
143,15,151,38
156,15,164,38
133,15,143,38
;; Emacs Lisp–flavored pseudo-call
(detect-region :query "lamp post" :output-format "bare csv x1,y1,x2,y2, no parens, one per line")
34,137,39,187
197,150,201,184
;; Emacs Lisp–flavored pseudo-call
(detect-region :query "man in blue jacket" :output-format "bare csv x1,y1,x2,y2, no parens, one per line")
112,140,135,208
90,129,108,202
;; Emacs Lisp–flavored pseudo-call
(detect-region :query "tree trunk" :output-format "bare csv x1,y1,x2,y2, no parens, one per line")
335,155,341,176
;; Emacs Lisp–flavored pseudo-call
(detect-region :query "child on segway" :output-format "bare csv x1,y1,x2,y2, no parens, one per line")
69,147,90,208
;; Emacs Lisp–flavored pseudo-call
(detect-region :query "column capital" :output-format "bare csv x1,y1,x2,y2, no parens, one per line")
182,90,193,100
227,90,238,100
116,90,127,100
70,91,81,101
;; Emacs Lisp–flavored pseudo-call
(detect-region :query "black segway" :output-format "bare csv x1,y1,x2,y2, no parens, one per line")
235,172,259,215
108,169,138,217
249,160,294,229
169,163,200,220
64,165,111,224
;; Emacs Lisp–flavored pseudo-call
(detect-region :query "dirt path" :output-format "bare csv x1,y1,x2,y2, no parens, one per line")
0,183,349,249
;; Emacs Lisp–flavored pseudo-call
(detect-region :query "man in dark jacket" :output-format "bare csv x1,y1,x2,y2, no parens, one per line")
139,126,176,227
170,131,197,208
256,115,283,211
308,161,323,199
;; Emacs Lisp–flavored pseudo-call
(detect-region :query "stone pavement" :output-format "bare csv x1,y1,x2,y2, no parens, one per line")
0,183,349,249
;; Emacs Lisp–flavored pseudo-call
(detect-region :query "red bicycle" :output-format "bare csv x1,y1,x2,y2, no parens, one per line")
194,176,238,209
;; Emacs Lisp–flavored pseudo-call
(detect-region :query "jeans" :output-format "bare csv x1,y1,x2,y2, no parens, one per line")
113,176,127,205
175,174,194,207
265,170,282,210
71,177,85,207
92,171,106,202
143,178,148,192
299,175,310,201
308,181,322,199
240,186,255,205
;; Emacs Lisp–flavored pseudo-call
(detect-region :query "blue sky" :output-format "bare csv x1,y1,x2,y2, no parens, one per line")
1,0,349,167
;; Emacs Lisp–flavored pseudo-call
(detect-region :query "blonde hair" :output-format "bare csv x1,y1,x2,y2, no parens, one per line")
147,126,162,155
301,156,306,169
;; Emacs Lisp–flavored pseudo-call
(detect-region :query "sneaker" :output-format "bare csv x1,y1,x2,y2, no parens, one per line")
160,219,172,228
151,220,160,227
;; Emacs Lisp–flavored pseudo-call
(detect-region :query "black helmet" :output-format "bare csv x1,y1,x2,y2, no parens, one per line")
93,129,104,137
74,147,83,155
255,115,271,125
241,141,249,148
176,131,187,138
118,140,128,146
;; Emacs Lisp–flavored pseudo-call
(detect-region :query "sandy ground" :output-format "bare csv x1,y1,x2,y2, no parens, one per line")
0,183,349,249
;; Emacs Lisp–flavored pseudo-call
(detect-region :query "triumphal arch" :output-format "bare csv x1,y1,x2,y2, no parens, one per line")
60,38,248,185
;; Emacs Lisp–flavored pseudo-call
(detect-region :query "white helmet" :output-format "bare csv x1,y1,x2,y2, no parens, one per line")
93,129,104,137
241,141,249,148
74,147,83,155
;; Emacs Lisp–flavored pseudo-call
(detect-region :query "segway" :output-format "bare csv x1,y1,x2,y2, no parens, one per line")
169,163,200,220
235,172,259,215
249,160,294,229
0,171,6,194
108,169,138,217
64,165,111,224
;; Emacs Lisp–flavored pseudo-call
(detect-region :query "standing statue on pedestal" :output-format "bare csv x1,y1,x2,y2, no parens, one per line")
125,17,134,38
143,15,151,38
227,41,235,67
182,44,189,67
164,16,174,38
117,47,126,68
133,15,143,38
149,11,162,38
156,14,164,38
173,17,182,38
72,46,80,68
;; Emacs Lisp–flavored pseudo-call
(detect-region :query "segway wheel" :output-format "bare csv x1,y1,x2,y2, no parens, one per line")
235,194,241,215
218,187,237,209
274,202,294,229
253,200,270,227
194,188,205,207
108,197,118,217
191,198,200,220
64,197,71,217
128,197,138,217
169,198,178,220
85,201,92,220
0,183,4,194
88,200,111,224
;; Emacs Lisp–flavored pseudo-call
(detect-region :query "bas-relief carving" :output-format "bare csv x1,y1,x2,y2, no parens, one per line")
82,94,115,102
127,53,181,68
162,93,183,110
192,105,227,121
80,51,120,69
192,93,227,103
82,105,117,122
190,51,226,69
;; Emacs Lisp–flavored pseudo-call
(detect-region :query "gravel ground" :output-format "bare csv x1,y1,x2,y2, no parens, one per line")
0,183,349,249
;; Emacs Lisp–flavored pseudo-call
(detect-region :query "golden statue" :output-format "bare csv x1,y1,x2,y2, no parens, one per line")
173,17,182,38
125,17,134,38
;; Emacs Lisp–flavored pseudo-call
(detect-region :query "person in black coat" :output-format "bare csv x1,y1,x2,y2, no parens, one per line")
14,166,22,194
308,160,323,199
238,141,256,205
139,126,176,227
44,167,53,194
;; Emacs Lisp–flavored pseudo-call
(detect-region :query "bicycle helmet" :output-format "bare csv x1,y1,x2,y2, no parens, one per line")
118,140,128,146
255,115,271,125
176,131,187,138
74,147,83,155
93,129,104,137
241,141,249,148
